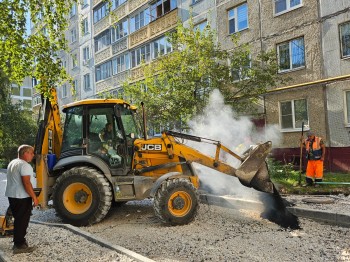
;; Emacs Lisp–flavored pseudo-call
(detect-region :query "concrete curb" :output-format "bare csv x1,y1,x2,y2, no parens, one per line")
200,194,350,227
30,220,155,262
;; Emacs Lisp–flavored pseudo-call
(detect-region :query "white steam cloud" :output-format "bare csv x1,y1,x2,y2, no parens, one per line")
186,89,281,198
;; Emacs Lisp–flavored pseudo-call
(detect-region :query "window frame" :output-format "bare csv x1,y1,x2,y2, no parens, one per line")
84,74,91,91
228,3,248,35
111,19,128,43
150,0,177,22
83,46,90,61
279,98,309,131
340,21,350,59
62,84,67,98
72,53,78,68
277,36,305,73
130,8,150,33
274,0,303,16
82,18,89,35
71,28,77,43
94,29,111,52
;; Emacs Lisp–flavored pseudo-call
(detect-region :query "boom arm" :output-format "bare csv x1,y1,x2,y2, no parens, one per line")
34,88,63,207
162,131,274,194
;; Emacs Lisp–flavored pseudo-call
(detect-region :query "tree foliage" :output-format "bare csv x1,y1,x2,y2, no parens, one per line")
124,20,281,130
0,71,37,163
0,0,76,97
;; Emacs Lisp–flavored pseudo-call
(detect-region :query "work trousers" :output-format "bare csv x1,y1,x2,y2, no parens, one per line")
306,159,324,182
8,197,33,247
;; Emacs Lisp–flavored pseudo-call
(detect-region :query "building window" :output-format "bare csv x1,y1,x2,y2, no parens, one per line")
340,21,350,58
194,20,207,32
70,3,77,17
231,55,251,81
275,0,302,15
95,61,112,81
280,99,308,130
150,0,177,21
111,20,128,43
84,74,91,91
73,79,78,92
93,2,109,23
94,29,110,52
62,84,67,98
112,0,126,10
72,53,78,68
71,28,77,43
112,52,130,75
152,36,172,59
130,8,150,33
345,91,350,125
131,44,151,68
83,46,90,61
82,18,89,35
81,0,89,8
277,37,305,72
228,3,248,34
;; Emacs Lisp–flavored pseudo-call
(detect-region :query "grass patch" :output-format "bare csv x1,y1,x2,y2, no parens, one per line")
267,158,350,195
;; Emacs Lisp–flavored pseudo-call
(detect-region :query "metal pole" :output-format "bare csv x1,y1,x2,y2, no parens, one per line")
299,122,304,185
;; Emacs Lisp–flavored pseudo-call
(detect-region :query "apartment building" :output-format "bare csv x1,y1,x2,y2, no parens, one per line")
30,0,350,171
10,77,32,110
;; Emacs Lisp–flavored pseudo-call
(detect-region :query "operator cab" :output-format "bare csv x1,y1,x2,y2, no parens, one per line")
60,100,141,175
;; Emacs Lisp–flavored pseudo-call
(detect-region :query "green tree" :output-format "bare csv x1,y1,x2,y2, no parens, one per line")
124,20,281,130
0,0,76,96
0,71,37,164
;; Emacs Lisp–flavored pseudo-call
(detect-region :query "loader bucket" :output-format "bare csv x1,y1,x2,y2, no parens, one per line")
235,141,274,194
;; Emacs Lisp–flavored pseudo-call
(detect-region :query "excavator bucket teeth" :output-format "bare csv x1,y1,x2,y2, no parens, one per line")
235,141,274,194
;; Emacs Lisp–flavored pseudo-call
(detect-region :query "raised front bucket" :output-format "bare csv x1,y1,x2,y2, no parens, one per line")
235,141,274,194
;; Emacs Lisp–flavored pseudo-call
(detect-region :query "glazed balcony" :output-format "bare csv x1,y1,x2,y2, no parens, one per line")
129,8,178,49
95,71,130,93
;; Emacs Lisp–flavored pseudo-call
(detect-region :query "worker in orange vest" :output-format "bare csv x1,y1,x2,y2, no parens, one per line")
302,131,326,187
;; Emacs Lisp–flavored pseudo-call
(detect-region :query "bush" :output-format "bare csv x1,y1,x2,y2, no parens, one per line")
0,159,9,168
267,158,301,184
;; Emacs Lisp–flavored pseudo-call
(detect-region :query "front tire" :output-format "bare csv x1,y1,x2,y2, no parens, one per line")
52,167,112,226
154,178,199,225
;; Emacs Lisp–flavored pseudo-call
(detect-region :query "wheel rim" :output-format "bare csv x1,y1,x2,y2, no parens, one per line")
168,191,192,217
62,183,92,214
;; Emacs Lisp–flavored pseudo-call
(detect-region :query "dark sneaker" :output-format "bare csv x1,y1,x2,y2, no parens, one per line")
13,244,36,254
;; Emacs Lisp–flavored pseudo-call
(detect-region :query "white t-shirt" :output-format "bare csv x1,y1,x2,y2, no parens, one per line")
5,158,34,198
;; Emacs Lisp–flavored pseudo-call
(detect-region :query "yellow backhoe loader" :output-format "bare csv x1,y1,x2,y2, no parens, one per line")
1,88,298,233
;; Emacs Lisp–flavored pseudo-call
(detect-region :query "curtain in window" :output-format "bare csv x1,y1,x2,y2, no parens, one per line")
281,101,293,129
347,92,350,123
278,43,290,71
237,3,248,31
341,23,350,57
275,0,286,13
290,0,301,8
291,37,305,68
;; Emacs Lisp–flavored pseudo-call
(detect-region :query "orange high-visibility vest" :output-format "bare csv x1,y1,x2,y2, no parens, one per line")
305,136,322,160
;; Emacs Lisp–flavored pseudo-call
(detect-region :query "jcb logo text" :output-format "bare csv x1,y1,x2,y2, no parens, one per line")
141,144,162,151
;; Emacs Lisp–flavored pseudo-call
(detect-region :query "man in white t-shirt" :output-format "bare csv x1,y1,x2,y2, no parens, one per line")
5,145,38,254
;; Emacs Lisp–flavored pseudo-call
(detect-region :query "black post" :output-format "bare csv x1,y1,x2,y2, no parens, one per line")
299,122,304,185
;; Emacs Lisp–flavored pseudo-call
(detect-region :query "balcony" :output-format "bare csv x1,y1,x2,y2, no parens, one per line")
96,71,130,93
129,0,146,13
112,38,128,55
129,9,178,49
95,47,112,65
129,66,144,82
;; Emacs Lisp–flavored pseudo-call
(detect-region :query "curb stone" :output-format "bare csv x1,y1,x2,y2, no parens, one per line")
200,194,350,227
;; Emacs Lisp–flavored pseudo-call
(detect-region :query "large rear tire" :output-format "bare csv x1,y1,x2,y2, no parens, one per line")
52,167,112,226
154,178,199,225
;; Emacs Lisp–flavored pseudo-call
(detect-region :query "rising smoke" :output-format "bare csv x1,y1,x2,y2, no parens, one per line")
186,89,280,197
185,89,300,229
